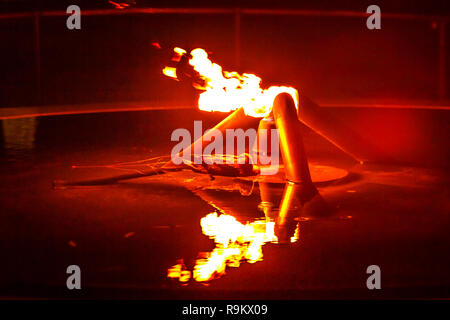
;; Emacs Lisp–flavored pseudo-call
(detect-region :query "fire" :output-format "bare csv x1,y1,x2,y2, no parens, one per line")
163,47,299,118
164,47,301,283
162,67,177,79
167,260,191,283
168,212,299,283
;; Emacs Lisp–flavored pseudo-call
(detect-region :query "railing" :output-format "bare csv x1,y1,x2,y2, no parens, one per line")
1,7,449,103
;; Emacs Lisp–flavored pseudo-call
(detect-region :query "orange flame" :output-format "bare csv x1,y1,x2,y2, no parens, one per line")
163,47,298,118
162,67,178,79
168,212,299,283
167,260,191,283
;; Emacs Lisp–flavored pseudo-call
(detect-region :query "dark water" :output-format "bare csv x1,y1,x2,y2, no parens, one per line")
0,109,449,299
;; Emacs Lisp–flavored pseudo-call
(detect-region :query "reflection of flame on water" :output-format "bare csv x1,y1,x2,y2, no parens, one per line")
167,260,192,284
163,47,298,118
168,212,299,283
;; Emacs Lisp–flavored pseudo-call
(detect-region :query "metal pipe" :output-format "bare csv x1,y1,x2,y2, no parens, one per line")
241,8,446,21
297,94,384,162
52,167,179,189
252,115,277,167
272,93,314,186
165,107,260,167
0,8,445,21
271,93,332,240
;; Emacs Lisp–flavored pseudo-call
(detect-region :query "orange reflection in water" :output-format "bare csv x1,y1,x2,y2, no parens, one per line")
168,212,299,283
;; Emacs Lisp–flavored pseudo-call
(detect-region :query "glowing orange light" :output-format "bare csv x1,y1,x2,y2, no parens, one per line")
108,1,126,9
172,47,187,62
151,42,161,49
167,261,191,283
162,67,178,79
163,47,298,118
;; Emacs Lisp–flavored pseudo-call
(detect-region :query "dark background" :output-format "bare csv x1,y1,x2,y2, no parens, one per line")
1,0,450,13
1,0,450,108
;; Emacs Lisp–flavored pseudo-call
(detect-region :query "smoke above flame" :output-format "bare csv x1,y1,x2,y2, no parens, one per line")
168,212,299,283
163,47,298,118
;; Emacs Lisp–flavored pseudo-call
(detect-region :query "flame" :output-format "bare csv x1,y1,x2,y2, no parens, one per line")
163,47,298,117
162,67,178,79
168,212,299,283
172,47,187,62
167,260,191,283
